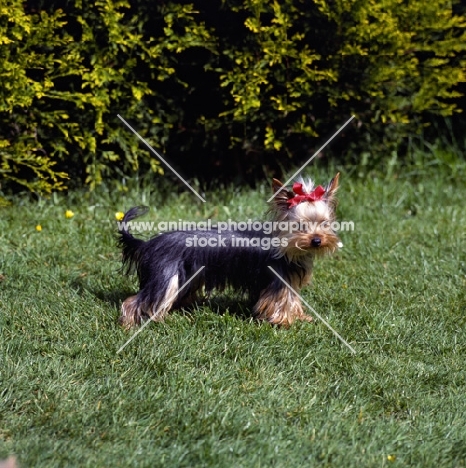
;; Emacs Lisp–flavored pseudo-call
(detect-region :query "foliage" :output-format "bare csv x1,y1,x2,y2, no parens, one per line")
209,0,466,167
0,0,465,193
0,0,212,193
0,2,71,193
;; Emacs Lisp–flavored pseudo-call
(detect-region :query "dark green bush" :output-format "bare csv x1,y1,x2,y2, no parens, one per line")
1,0,465,194
0,0,213,193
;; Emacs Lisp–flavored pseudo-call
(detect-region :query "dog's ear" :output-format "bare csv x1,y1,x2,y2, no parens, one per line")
272,178,284,193
326,173,340,207
270,178,293,214
272,178,294,197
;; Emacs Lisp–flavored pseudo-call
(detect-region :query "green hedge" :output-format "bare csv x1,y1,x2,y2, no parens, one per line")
1,0,465,193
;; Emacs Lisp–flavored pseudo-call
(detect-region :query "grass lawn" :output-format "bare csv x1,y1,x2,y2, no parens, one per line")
1,158,465,467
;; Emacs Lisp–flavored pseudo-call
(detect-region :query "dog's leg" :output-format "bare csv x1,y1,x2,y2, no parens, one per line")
253,276,313,326
120,275,180,328
147,274,179,322
119,295,142,329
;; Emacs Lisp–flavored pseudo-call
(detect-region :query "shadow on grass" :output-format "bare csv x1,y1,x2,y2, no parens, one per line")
71,276,257,323
70,277,131,309
184,295,256,321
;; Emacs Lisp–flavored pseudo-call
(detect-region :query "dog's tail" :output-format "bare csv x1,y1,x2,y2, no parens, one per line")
117,206,149,274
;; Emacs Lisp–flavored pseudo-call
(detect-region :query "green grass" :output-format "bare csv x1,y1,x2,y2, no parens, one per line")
1,159,465,467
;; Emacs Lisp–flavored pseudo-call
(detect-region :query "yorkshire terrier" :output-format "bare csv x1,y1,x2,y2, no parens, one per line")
118,173,341,328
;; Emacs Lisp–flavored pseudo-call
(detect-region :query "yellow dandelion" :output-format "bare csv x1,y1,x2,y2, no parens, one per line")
36,224,42,232
115,211,125,221
387,455,396,462
65,210,74,219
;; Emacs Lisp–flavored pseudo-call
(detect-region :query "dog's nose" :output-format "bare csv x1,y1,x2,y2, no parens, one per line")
311,237,321,247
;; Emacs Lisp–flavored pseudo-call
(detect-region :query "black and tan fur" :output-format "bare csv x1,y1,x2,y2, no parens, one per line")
118,174,341,328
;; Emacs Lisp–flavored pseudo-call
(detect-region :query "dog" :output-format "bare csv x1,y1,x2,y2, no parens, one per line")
118,174,341,327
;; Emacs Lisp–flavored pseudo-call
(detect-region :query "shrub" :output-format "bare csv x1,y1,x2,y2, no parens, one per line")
0,2,71,193
0,0,465,193
204,0,466,170
0,0,213,193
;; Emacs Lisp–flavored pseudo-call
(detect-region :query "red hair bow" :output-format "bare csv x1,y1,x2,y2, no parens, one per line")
286,183,326,208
